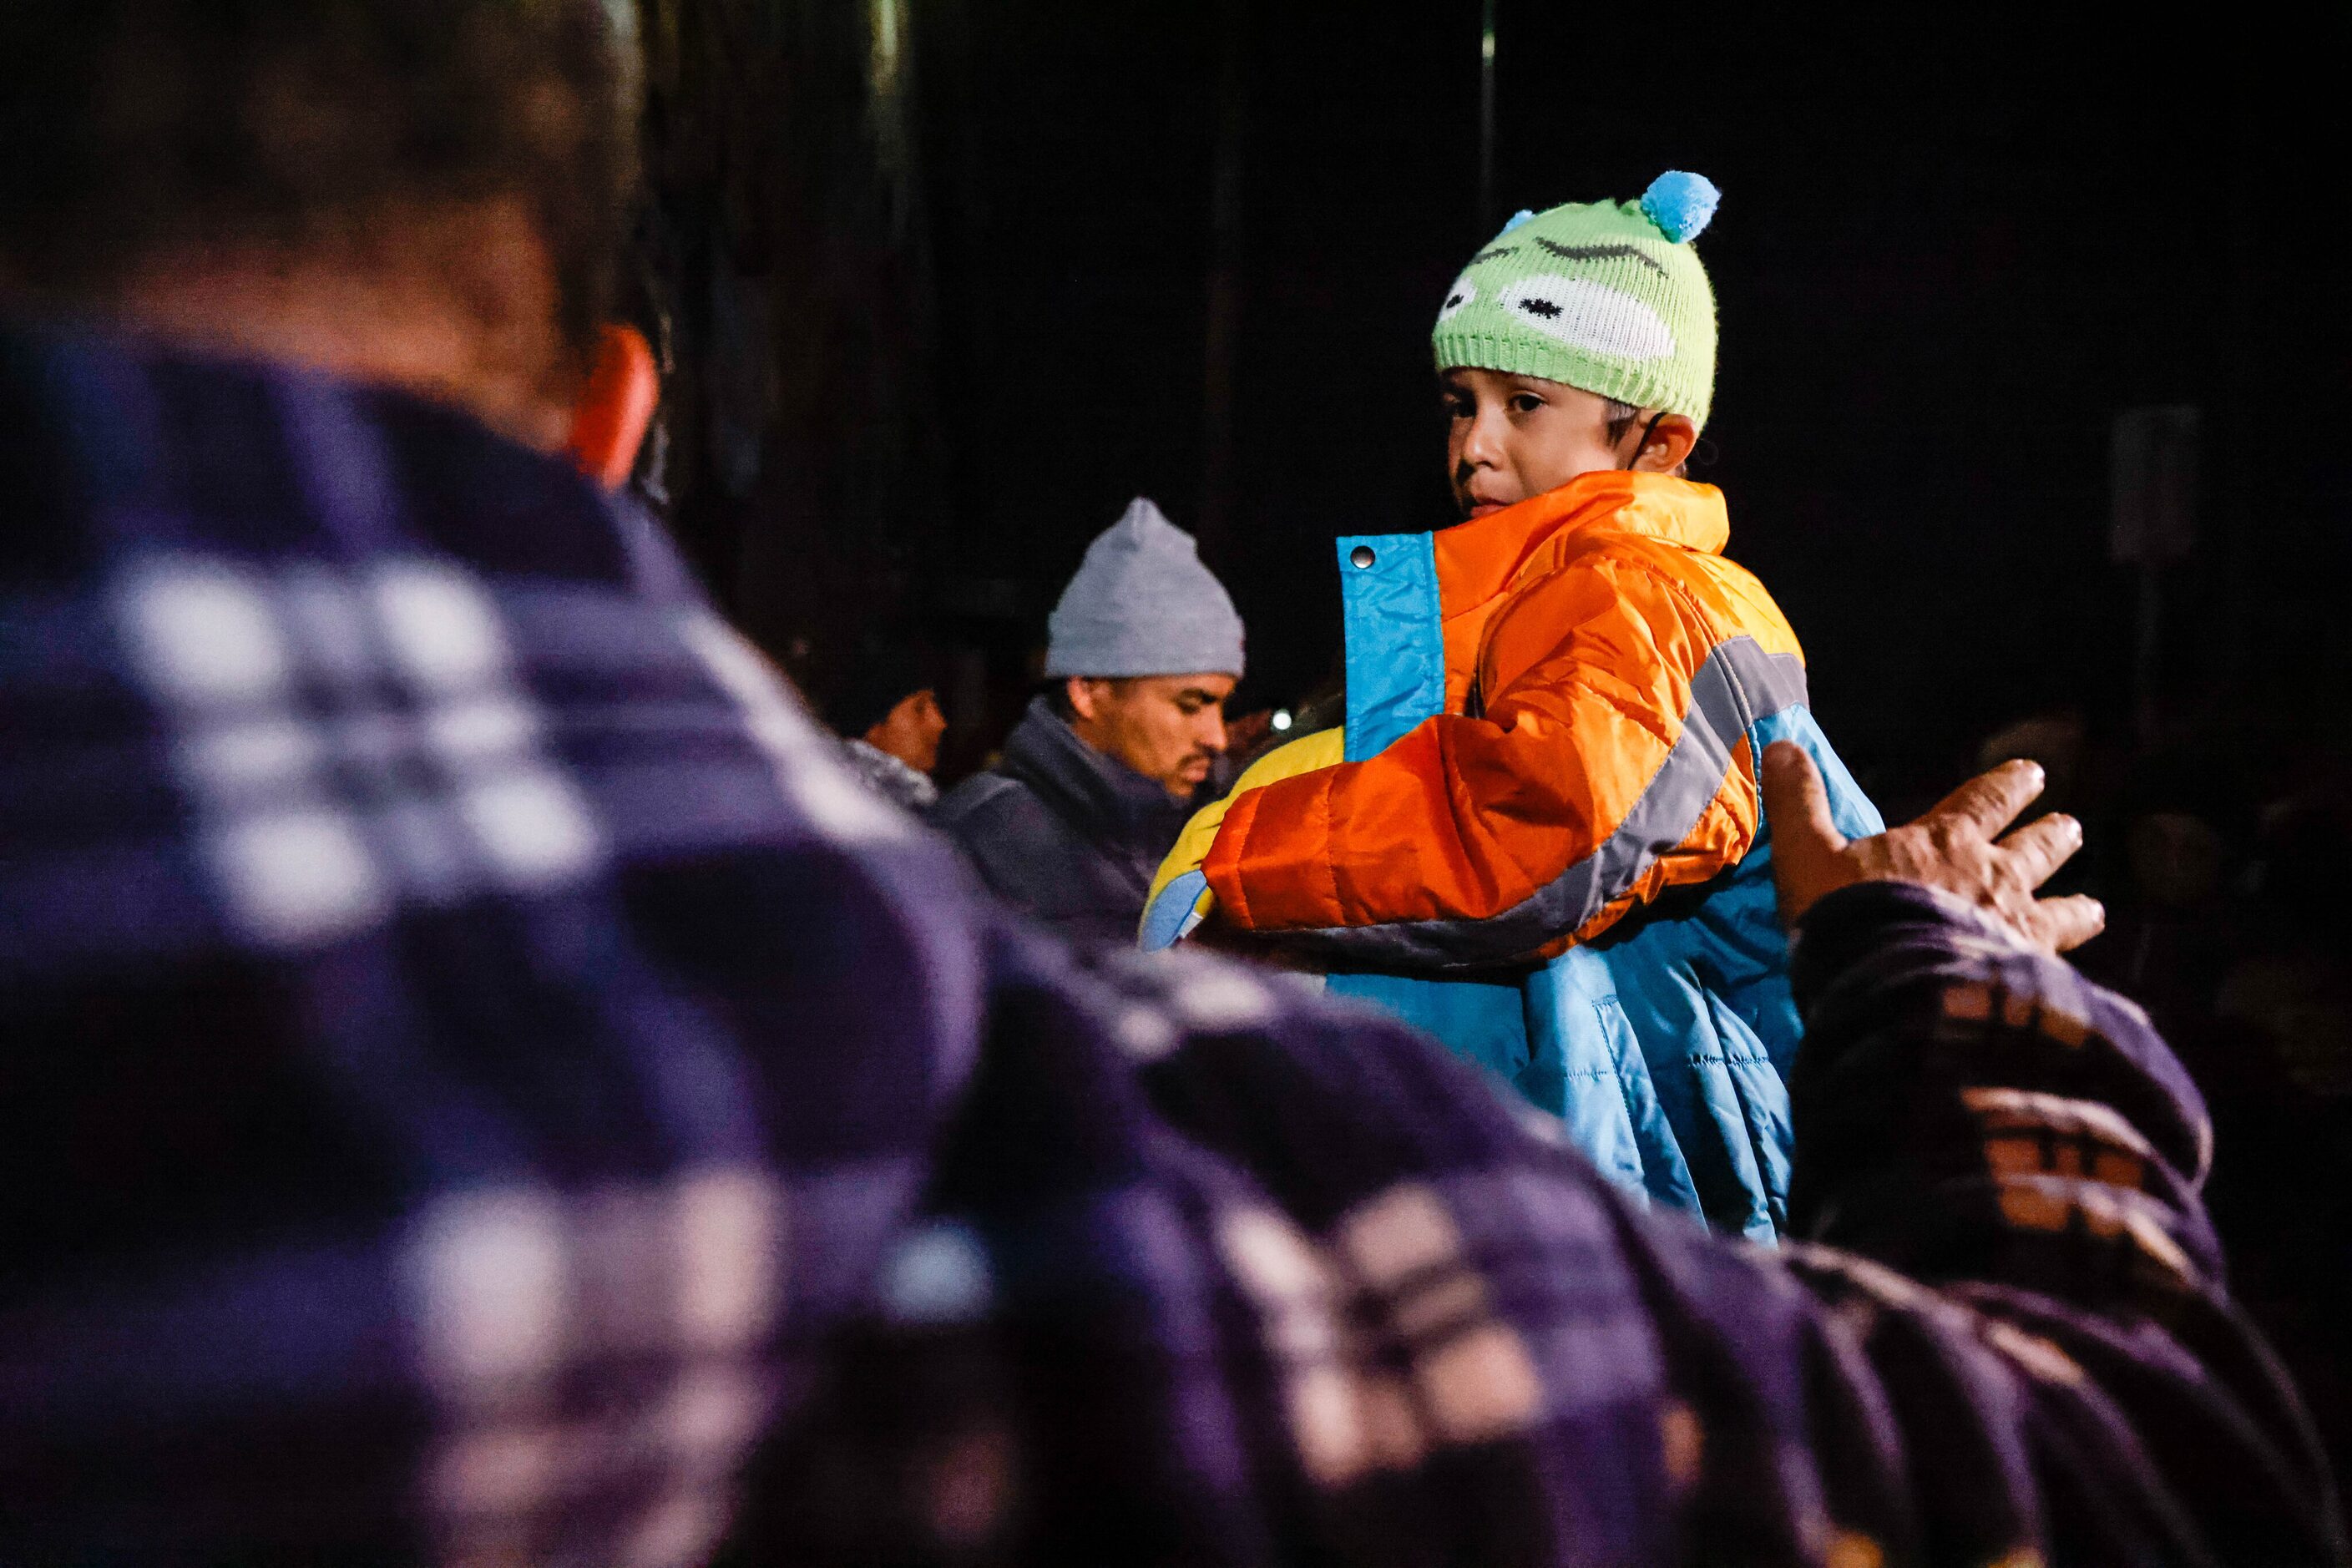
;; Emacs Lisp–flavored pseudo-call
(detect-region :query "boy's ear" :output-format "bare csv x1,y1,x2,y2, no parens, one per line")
564,323,660,490
1631,412,1700,474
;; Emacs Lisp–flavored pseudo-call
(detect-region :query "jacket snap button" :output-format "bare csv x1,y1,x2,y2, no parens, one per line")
1350,544,1375,569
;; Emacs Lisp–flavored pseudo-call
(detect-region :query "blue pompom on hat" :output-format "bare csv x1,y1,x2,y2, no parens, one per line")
1639,171,1720,243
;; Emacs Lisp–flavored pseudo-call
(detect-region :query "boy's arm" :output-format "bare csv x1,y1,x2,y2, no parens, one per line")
1202,558,1779,969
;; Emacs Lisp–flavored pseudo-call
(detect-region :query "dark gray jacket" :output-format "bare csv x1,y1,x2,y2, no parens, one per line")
936,698,1194,946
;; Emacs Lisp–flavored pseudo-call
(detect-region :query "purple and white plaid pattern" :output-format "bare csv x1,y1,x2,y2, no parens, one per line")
406,1168,786,1567
117,554,608,947
0,326,2339,1565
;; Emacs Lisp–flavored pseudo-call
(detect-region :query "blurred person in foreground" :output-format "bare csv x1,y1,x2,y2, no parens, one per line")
936,498,1241,943
0,3,2342,1565
822,634,948,812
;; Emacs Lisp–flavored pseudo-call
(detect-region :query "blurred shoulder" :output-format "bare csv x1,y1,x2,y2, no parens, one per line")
933,771,1072,869
934,768,1029,830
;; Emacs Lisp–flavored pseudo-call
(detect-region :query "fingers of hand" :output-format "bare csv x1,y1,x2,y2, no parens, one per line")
2028,893,2107,953
1761,741,1845,858
1930,759,2046,843
1760,741,1849,926
1995,812,2083,893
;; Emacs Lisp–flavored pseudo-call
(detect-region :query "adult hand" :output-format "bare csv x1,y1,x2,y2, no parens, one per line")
1761,741,2106,953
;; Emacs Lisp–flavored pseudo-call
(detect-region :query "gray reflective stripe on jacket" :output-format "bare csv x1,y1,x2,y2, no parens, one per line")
1280,635,1810,971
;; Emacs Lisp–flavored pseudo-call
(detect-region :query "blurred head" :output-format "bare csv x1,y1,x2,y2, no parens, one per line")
1442,369,1697,519
1978,712,2087,815
2127,812,2228,910
822,634,945,775
1062,674,1235,799
865,690,947,776
0,0,634,453
2252,791,2352,934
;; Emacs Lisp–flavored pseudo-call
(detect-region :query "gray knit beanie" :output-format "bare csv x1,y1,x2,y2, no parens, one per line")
1044,498,1246,679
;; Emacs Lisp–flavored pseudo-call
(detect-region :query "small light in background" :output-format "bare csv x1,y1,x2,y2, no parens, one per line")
1271,709,1293,732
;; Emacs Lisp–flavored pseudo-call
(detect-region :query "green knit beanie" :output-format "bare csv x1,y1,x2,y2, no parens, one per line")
1431,171,1721,428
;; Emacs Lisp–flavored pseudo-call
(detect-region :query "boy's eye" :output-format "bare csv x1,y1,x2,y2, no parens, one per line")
1509,393,1545,414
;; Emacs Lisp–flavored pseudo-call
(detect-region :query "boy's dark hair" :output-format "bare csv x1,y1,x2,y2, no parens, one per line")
1603,396,1692,478
0,0,633,357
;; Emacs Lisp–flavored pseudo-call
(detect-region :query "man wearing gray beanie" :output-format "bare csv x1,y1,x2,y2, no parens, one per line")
937,498,1244,944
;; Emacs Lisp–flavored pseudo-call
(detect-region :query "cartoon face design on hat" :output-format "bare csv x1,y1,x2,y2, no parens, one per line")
1497,271,1675,360
1440,223,1687,360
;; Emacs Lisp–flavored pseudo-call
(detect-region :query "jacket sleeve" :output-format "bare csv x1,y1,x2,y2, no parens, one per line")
1141,727,1348,950
1762,880,2343,1563
1202,557,1758,969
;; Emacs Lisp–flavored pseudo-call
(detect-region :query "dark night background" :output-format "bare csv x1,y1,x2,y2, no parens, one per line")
627,0,2349,1474
631,4,2344,804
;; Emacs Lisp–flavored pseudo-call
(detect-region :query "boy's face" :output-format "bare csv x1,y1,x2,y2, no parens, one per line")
1440,367,1696,520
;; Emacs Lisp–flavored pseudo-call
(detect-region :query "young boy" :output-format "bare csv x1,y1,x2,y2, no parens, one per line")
1142,174,1884,1240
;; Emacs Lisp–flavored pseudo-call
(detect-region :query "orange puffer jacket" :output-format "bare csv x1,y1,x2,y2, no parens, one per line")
1206,470,1857,964
1148,469,1883,1239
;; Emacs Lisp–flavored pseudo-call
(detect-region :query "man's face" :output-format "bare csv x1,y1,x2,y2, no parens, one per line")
1066,673,1237,798
1441,367,1627,519
865,688,947,775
